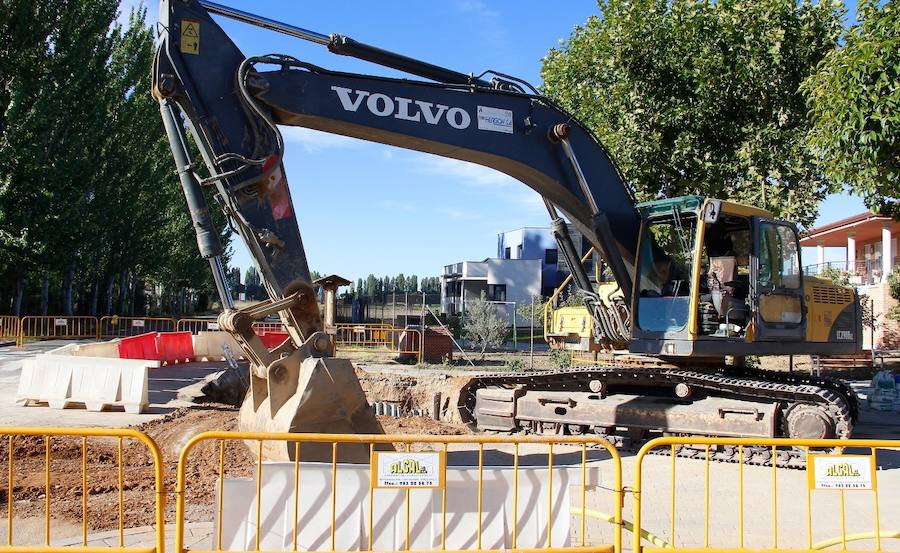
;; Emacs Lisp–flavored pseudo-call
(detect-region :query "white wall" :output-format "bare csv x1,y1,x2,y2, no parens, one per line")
487,258,541,325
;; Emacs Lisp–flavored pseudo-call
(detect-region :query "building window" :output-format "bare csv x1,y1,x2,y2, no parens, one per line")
545,248,558,265
488,284,507,302
504,247,511,259
516,244,523,259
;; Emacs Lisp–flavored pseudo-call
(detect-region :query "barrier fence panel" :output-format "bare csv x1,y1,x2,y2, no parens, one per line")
177,319,286,335
251,321,285,333
99,316,177,339
174,432,623,553
0,317,18,341
17,316,99,347
177,318,219,334
334,324,423,362
0,427,165,552
632,436,900,553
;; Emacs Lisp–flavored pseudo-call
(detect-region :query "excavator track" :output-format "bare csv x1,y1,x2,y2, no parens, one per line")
459,365,857,468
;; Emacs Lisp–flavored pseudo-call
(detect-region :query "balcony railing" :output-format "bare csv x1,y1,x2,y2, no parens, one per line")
803,258,898,286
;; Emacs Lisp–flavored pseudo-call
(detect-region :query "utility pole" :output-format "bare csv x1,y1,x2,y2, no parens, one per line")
530,297,535,369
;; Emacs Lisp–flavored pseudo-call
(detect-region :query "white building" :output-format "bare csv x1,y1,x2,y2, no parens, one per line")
440,258,541,326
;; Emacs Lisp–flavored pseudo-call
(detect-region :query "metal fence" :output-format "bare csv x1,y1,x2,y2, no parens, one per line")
0,317,18,341
17,316,100,347
174,431,623,553
0,427,164,552
99,316,176,338
176,317,219,334
333,324,423,362
632,436,900,553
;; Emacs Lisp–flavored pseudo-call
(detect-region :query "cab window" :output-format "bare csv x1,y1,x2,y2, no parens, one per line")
636,213,696,332
759,223,801,289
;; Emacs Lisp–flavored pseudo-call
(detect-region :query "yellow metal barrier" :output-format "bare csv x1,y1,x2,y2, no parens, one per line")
175,431,623,553
0,317,18,341
17,316,99,347
334,324,423,362
632,436,900,553
0,427,165,553
176,318,219,334
99,316,176,339
177,318,286,335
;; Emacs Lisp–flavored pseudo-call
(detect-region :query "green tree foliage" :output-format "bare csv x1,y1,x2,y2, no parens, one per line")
366,274,377,299
0,2,229,316
245,266,261,286
541,0,844,226
463,291,508,359
803,0,900,213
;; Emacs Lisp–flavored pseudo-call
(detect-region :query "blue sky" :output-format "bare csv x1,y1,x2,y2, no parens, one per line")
128,0,865,281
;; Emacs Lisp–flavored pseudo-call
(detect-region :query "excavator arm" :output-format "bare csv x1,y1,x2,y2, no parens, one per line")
152,0,643,456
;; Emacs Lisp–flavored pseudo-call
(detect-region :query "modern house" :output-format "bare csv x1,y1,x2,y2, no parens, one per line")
496,226,589,296
440,258,541,325
441,227,581,325
801,211,900,349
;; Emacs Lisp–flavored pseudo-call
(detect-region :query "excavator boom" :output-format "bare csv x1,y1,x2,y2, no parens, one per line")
153,1,858,460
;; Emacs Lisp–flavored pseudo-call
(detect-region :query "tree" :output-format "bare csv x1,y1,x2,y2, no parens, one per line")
395,273,406,294
541,0,844,227
803,0,900,213
408,274,418,293
365,274,376,300
463,291,508,360
245,266,261,286
516,295,546,325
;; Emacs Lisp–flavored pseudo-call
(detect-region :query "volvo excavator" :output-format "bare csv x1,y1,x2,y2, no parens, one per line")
154,0,860,463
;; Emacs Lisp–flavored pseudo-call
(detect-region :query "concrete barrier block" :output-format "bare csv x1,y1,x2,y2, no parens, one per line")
16,353,156,413
72,340,121,358
45,343,78,356
193,331,245,360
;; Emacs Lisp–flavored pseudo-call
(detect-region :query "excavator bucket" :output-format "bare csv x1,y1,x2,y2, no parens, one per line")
239,354,388,463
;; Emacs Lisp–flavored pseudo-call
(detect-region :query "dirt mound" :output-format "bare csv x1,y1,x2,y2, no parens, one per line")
0,397,470,533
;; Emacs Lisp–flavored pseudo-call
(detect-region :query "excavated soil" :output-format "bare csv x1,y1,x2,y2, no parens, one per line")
0,393,470,532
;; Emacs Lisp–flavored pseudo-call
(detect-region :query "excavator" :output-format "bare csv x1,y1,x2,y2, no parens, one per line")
154,0,860,463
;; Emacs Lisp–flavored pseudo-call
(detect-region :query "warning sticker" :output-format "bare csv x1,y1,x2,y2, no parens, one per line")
131,320,145,328
180,19,200,55
54,319,67,327
808,455,876,490
371,451,445,489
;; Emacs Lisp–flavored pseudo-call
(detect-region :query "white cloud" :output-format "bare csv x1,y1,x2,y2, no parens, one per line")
378,199,418,212
407,154,519,189
435,207,482,221
280,127,365,154
453,0,499,18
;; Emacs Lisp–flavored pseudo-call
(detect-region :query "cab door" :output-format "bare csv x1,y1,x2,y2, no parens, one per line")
751,218,806,340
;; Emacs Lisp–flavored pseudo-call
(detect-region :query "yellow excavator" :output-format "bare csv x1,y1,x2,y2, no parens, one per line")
154,1,860,463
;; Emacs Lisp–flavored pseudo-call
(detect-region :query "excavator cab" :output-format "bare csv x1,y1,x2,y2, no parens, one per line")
629,195,859,358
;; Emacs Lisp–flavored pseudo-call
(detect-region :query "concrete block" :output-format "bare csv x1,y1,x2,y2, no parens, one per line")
16,353,156,413
72,339,121,358
213,462,599,551
193,331,245,360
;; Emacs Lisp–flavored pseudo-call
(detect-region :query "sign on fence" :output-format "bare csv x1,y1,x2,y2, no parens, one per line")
54,318,67,326
808,454,876,490
371,451,446,489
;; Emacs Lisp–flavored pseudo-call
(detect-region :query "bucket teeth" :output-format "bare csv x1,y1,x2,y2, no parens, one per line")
240,356,390,462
